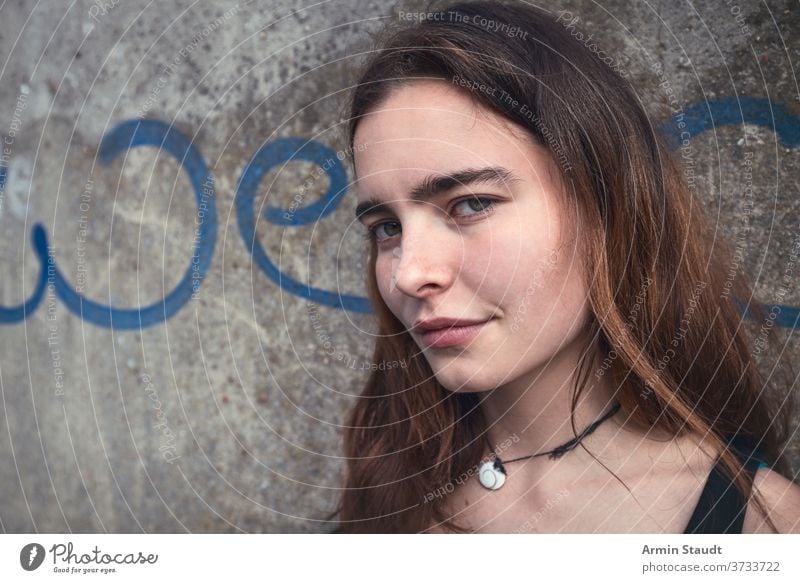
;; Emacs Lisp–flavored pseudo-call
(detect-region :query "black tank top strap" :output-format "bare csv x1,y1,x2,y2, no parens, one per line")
683,434,770,534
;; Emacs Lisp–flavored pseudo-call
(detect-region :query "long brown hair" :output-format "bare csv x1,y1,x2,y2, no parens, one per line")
329,0,795,533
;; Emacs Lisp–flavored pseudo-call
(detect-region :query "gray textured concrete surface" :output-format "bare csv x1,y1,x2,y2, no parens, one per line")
0,0,798,533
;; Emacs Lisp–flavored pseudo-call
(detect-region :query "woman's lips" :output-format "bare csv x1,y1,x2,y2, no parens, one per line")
421,319,493,349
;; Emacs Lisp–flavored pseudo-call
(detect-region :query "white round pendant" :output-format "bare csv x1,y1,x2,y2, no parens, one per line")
478,459,506,490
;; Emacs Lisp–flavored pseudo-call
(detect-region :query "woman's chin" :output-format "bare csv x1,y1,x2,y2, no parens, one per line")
431,367,498,394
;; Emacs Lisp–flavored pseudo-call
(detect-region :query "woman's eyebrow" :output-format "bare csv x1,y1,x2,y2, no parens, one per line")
354,166,521,222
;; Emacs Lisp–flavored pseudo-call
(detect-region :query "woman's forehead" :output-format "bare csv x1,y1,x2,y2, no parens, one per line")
353,80,527,148
353,83,541,179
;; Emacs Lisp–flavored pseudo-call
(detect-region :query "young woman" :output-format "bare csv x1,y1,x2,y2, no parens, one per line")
329,0,800,533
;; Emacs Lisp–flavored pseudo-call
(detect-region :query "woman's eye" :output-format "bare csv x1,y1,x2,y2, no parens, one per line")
451,196,495,217
362,197,495,243
364,221,401,242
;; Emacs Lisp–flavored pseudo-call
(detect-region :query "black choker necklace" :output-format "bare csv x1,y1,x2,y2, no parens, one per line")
478,402,622,490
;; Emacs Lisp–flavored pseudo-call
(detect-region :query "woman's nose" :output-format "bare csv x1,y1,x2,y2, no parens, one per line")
389,222,460,298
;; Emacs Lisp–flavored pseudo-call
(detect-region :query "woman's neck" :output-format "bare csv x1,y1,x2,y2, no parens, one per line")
478,335,624,463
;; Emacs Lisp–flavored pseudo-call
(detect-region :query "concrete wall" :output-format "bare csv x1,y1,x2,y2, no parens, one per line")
0,0,798,532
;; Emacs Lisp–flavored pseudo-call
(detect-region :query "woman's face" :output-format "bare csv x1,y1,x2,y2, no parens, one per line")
353,80,592,393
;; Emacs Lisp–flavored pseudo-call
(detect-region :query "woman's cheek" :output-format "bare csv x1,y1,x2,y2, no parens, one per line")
375,255,398,306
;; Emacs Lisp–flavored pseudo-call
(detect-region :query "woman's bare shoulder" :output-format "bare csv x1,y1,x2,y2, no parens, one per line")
743,468,800,533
